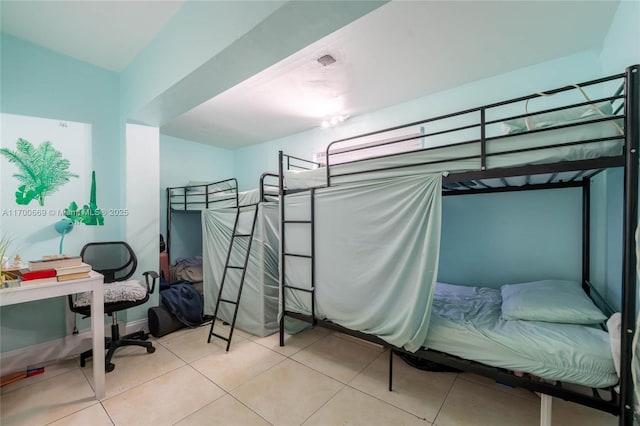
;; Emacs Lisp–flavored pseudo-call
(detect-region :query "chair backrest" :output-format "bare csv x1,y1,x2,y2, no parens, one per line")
80,242,137,283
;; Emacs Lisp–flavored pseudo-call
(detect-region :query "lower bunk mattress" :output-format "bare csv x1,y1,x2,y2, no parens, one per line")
289,282,618,389
426,282,617,389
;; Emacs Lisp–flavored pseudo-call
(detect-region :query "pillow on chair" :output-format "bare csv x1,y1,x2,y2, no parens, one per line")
74,280,147,307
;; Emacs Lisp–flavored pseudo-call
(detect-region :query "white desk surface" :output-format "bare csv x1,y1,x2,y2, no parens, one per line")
0,271,105,399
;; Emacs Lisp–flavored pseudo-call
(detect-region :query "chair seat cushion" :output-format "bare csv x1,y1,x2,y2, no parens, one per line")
74,280,147,307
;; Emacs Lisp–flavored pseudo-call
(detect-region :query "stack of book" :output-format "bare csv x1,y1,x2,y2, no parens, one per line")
20,255,92,285
19,269,58,285
55,262,92,281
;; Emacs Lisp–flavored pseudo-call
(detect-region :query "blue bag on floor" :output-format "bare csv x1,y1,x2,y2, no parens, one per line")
160,281,204,327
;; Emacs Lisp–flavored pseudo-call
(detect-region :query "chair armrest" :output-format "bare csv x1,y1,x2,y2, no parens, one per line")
143,271,159,294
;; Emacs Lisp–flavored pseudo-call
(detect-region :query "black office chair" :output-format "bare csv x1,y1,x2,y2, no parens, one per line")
69,241,158,372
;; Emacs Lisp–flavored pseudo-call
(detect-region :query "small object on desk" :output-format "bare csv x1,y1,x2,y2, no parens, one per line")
28,256,82,271
57,271,91,282
20,269,57,281
20,277,58,286
56,262,92,276
11,254,24,269
2,266,23,281
41,254,73,261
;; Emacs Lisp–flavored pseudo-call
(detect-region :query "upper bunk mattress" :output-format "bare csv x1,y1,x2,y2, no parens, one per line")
425,282,617,389
285,118,623,190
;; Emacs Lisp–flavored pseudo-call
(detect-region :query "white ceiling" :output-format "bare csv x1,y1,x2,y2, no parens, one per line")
0,0,184,71
161,0,620,148
0,0,620,148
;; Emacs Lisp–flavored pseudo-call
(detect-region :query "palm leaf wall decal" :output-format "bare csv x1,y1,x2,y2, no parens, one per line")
0,138,78,206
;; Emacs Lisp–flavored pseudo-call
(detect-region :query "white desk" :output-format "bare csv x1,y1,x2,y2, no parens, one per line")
0,271,105,399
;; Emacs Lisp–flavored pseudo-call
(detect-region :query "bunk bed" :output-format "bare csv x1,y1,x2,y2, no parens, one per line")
200,174,281,337
166,176,280,338
277,65,639,425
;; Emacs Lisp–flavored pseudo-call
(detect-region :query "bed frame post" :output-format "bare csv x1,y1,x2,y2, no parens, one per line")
620,64,639,426
582,179,590,292
166,188,172,263
389,349,394,391
279,151,286,347
540,394,552,426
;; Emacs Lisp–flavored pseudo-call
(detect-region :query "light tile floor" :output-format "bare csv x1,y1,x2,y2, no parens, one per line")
0,323,619,426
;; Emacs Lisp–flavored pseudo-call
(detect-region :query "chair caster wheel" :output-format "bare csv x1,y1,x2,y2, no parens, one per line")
106,363,115,373
147,346,156,353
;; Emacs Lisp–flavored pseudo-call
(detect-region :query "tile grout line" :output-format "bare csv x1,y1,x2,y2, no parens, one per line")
344,350,434,423
431,372,460,425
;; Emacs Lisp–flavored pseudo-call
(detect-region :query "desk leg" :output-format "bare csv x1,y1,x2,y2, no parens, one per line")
91,282,105,399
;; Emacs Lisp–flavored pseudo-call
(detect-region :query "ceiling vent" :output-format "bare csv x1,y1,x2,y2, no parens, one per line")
317,54,336,67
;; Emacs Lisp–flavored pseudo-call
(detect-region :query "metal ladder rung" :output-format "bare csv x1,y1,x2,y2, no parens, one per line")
284,253,312,258
284,284,314,293
227,265,244,269
220,298,238,305
283,220,311,224
210,332,230,342
233,234,251,238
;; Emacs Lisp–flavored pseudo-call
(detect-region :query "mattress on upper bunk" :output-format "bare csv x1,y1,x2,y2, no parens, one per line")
285,116,623,190
169,188,267,211
424,282,617,389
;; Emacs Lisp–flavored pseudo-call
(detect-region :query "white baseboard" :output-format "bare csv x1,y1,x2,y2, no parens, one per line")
0,318,149,376
123,318,149,335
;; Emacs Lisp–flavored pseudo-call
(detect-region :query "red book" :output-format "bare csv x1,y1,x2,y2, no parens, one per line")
20,269,57,281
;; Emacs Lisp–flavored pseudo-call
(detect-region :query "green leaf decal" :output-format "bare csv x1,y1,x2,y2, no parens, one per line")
0,138,78,206
64,171,104,226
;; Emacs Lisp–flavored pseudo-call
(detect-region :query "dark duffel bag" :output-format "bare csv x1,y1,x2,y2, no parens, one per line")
148,304,185,338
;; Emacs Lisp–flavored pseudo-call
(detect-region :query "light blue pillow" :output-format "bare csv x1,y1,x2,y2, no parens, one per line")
500,280,607,324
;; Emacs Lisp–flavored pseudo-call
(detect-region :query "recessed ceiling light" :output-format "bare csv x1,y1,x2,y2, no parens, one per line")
320,114,349,129
317,54,336,67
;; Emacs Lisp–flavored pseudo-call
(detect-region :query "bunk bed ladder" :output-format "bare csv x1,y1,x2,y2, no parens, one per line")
207,203,260,351
282,187,316,325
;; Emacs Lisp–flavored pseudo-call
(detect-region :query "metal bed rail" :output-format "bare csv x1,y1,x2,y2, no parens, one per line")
322,70,630,186
165,178,239,264
260,172,280,201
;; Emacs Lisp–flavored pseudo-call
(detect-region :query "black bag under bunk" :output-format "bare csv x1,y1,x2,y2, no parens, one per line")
395,351,461,373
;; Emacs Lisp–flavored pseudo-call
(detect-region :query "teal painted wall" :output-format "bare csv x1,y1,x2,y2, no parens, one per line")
0,34,121,352
596,0,639,312
600,0,640,75
160,135,234,263
439,188,582,287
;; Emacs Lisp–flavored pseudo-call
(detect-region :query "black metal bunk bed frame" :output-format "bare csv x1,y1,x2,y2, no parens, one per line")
165,173,279,261
277,65,639,424
166,173,279,349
